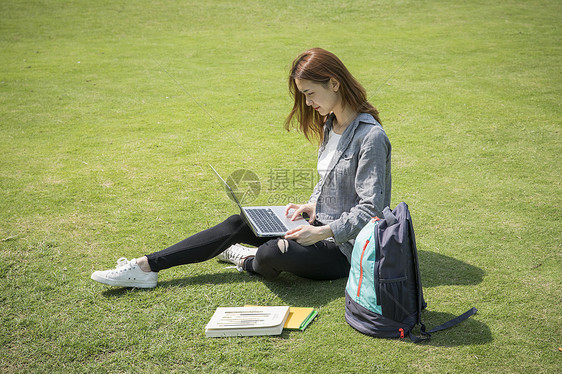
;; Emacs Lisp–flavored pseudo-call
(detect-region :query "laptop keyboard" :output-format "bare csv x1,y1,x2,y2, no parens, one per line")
246,208,288,233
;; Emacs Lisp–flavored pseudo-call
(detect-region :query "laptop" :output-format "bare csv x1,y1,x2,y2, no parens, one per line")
210,165,310,237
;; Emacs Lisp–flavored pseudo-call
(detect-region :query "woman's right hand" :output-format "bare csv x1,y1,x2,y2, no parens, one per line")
285,202,317,224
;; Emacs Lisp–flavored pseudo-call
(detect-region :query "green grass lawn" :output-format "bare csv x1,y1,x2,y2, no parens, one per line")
1,0,560,372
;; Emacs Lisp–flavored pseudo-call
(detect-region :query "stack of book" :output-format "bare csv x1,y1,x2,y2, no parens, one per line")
282,307,318,331
205,306,318,338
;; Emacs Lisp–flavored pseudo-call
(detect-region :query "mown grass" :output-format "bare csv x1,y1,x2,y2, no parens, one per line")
1,0,560,372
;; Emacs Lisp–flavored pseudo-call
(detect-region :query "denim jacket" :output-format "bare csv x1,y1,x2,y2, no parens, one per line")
310,113,391,262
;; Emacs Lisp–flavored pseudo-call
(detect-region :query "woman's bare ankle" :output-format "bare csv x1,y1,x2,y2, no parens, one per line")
136,256,153,273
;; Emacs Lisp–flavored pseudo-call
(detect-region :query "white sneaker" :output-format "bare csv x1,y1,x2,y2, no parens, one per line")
217,244,257,270
91,257,158,288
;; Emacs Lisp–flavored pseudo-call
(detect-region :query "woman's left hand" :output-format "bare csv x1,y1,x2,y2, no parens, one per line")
284,225,333,246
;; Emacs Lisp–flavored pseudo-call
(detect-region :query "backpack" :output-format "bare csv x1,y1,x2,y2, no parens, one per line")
345,202,477,342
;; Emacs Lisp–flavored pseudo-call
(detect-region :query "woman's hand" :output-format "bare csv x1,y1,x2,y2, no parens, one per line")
285,202,317,224
284,225,333,246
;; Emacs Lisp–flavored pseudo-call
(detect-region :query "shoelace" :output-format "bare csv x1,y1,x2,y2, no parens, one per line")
223,246,255,272
116,257,132,269
224,250,245,263
227,247,257,262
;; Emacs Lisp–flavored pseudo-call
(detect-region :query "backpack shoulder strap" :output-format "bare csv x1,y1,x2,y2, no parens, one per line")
427,307,478,334
408,307,478,343
404,203,425,323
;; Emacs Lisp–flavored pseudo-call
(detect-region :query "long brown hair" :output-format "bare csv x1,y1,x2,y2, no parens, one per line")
284,48,381,145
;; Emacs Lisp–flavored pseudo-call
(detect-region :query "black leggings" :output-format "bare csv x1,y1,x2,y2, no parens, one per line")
145,215,350,280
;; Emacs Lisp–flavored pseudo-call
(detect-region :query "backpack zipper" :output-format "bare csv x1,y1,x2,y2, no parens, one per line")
356,239,370,298
356,220,378,299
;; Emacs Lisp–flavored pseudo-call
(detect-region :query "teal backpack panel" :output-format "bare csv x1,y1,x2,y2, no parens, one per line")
346,218,381,315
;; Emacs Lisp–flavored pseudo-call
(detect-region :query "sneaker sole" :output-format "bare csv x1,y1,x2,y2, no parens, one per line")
90,273,157,288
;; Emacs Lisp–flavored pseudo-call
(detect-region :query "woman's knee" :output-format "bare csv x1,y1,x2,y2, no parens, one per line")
224,214,244,226
256,239,289,262
251,239,291,279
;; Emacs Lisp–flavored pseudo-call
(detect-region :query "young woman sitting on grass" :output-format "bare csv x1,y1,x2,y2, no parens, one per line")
91,48,391,288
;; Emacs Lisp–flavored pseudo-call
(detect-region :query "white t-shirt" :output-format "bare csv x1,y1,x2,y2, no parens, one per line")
317,131,342,179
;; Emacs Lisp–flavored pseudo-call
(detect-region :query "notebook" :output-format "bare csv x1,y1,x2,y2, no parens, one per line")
210,165,310,237
205,306,290,337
